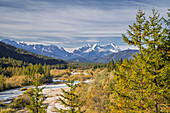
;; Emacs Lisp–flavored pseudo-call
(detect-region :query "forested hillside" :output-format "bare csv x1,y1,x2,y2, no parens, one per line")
0,41,67,91
99,49,139,63
0,41,66,65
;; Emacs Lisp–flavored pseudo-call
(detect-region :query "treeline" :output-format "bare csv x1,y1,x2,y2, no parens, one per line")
51,62,107,70
0,57,50,77
107,58,123,72
0,63,50,77
0,56,106,91
75,9,170,113
0,57,51,91
0,57,30,68
0,41,66,65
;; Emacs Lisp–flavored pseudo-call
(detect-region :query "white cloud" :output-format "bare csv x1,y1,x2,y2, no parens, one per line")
0,0,169,50
119,45,139,50
86,39,99,43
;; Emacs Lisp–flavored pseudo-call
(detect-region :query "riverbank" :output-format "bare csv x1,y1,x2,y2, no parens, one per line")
0,79,92,112
0,78,66,102
0,69,93,112
12,87,70,113
43,87,70,113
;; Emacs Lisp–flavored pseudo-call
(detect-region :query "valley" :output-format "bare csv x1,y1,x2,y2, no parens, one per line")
0,2,169,112
1,39,138,63
0,69,94,113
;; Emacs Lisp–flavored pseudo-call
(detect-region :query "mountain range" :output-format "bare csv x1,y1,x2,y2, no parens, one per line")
0,41,66,65
1,39,139,63
98,49,139,63
1,39,71,59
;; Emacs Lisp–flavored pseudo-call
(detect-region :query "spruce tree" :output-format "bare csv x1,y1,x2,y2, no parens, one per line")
142,9,169,113
56,79,85,113
0,74,5,91
122,9,147,51
110,9,170,112
26,74,47,113
38,63,44,74
45,65,50,78
107,59,116,72
163,9,170,58
121,9,148,109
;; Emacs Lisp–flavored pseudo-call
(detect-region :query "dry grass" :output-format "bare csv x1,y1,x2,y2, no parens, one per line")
0,108,16,113
1,74,47,91
50,69,71,77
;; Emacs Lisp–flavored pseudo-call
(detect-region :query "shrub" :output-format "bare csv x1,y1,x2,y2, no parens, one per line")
62,74,69,78
14,95,30,106
0,108,16,113
19,87,27,91
7,102,22,109
23,88,33,96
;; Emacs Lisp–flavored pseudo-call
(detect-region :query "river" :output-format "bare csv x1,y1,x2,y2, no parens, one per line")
0,78,90,102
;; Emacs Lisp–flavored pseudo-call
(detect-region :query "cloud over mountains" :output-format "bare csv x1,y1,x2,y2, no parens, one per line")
0,0,169,51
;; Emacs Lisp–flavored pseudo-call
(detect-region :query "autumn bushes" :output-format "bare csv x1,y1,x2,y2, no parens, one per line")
5,75,32,89
0,75,32,91
75,61,169,112
0,88,32,113
7,94,30,109
51,69,93,81
3,77,47,113
0,63,51,91
50,69,71,78
0,108,17,113
74,69,113,113
70,73,92,81
0,74,49,91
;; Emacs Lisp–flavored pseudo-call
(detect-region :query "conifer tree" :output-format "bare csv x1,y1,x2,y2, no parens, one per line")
56,79,85,113
38,63,44,74
122,9,147,51
142,9,169,113
163,9,170,58
45,65,50,78
0,74,5,91
110,9,170,112
121,9,148,110
26,74,47,113
107,59,116,72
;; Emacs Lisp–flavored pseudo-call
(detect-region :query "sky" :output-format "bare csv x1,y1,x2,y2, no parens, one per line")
0,0,169,52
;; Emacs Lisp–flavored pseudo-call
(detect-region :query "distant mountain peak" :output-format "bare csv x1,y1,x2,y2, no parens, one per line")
20,41,25,44
1,39,123,62
109,43,116,47
1,39,70,59
73,43,121,58
92,44,98,50
0,41,66,65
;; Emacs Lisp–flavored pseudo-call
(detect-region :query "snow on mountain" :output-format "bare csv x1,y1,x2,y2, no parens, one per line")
73,43,120,58
1,39,121,62
1,39,71,59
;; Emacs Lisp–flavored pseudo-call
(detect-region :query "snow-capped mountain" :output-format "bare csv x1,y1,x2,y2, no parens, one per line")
1,39,121,62
1,39,71,59
73,43,120,58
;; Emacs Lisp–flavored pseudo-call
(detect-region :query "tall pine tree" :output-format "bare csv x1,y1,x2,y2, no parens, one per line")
26,74,47,113
56,79,85,113
0,74,5,91
122,9,147,51
110,9,170,112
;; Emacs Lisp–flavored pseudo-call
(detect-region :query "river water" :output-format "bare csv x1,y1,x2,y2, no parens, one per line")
0,78,89,102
